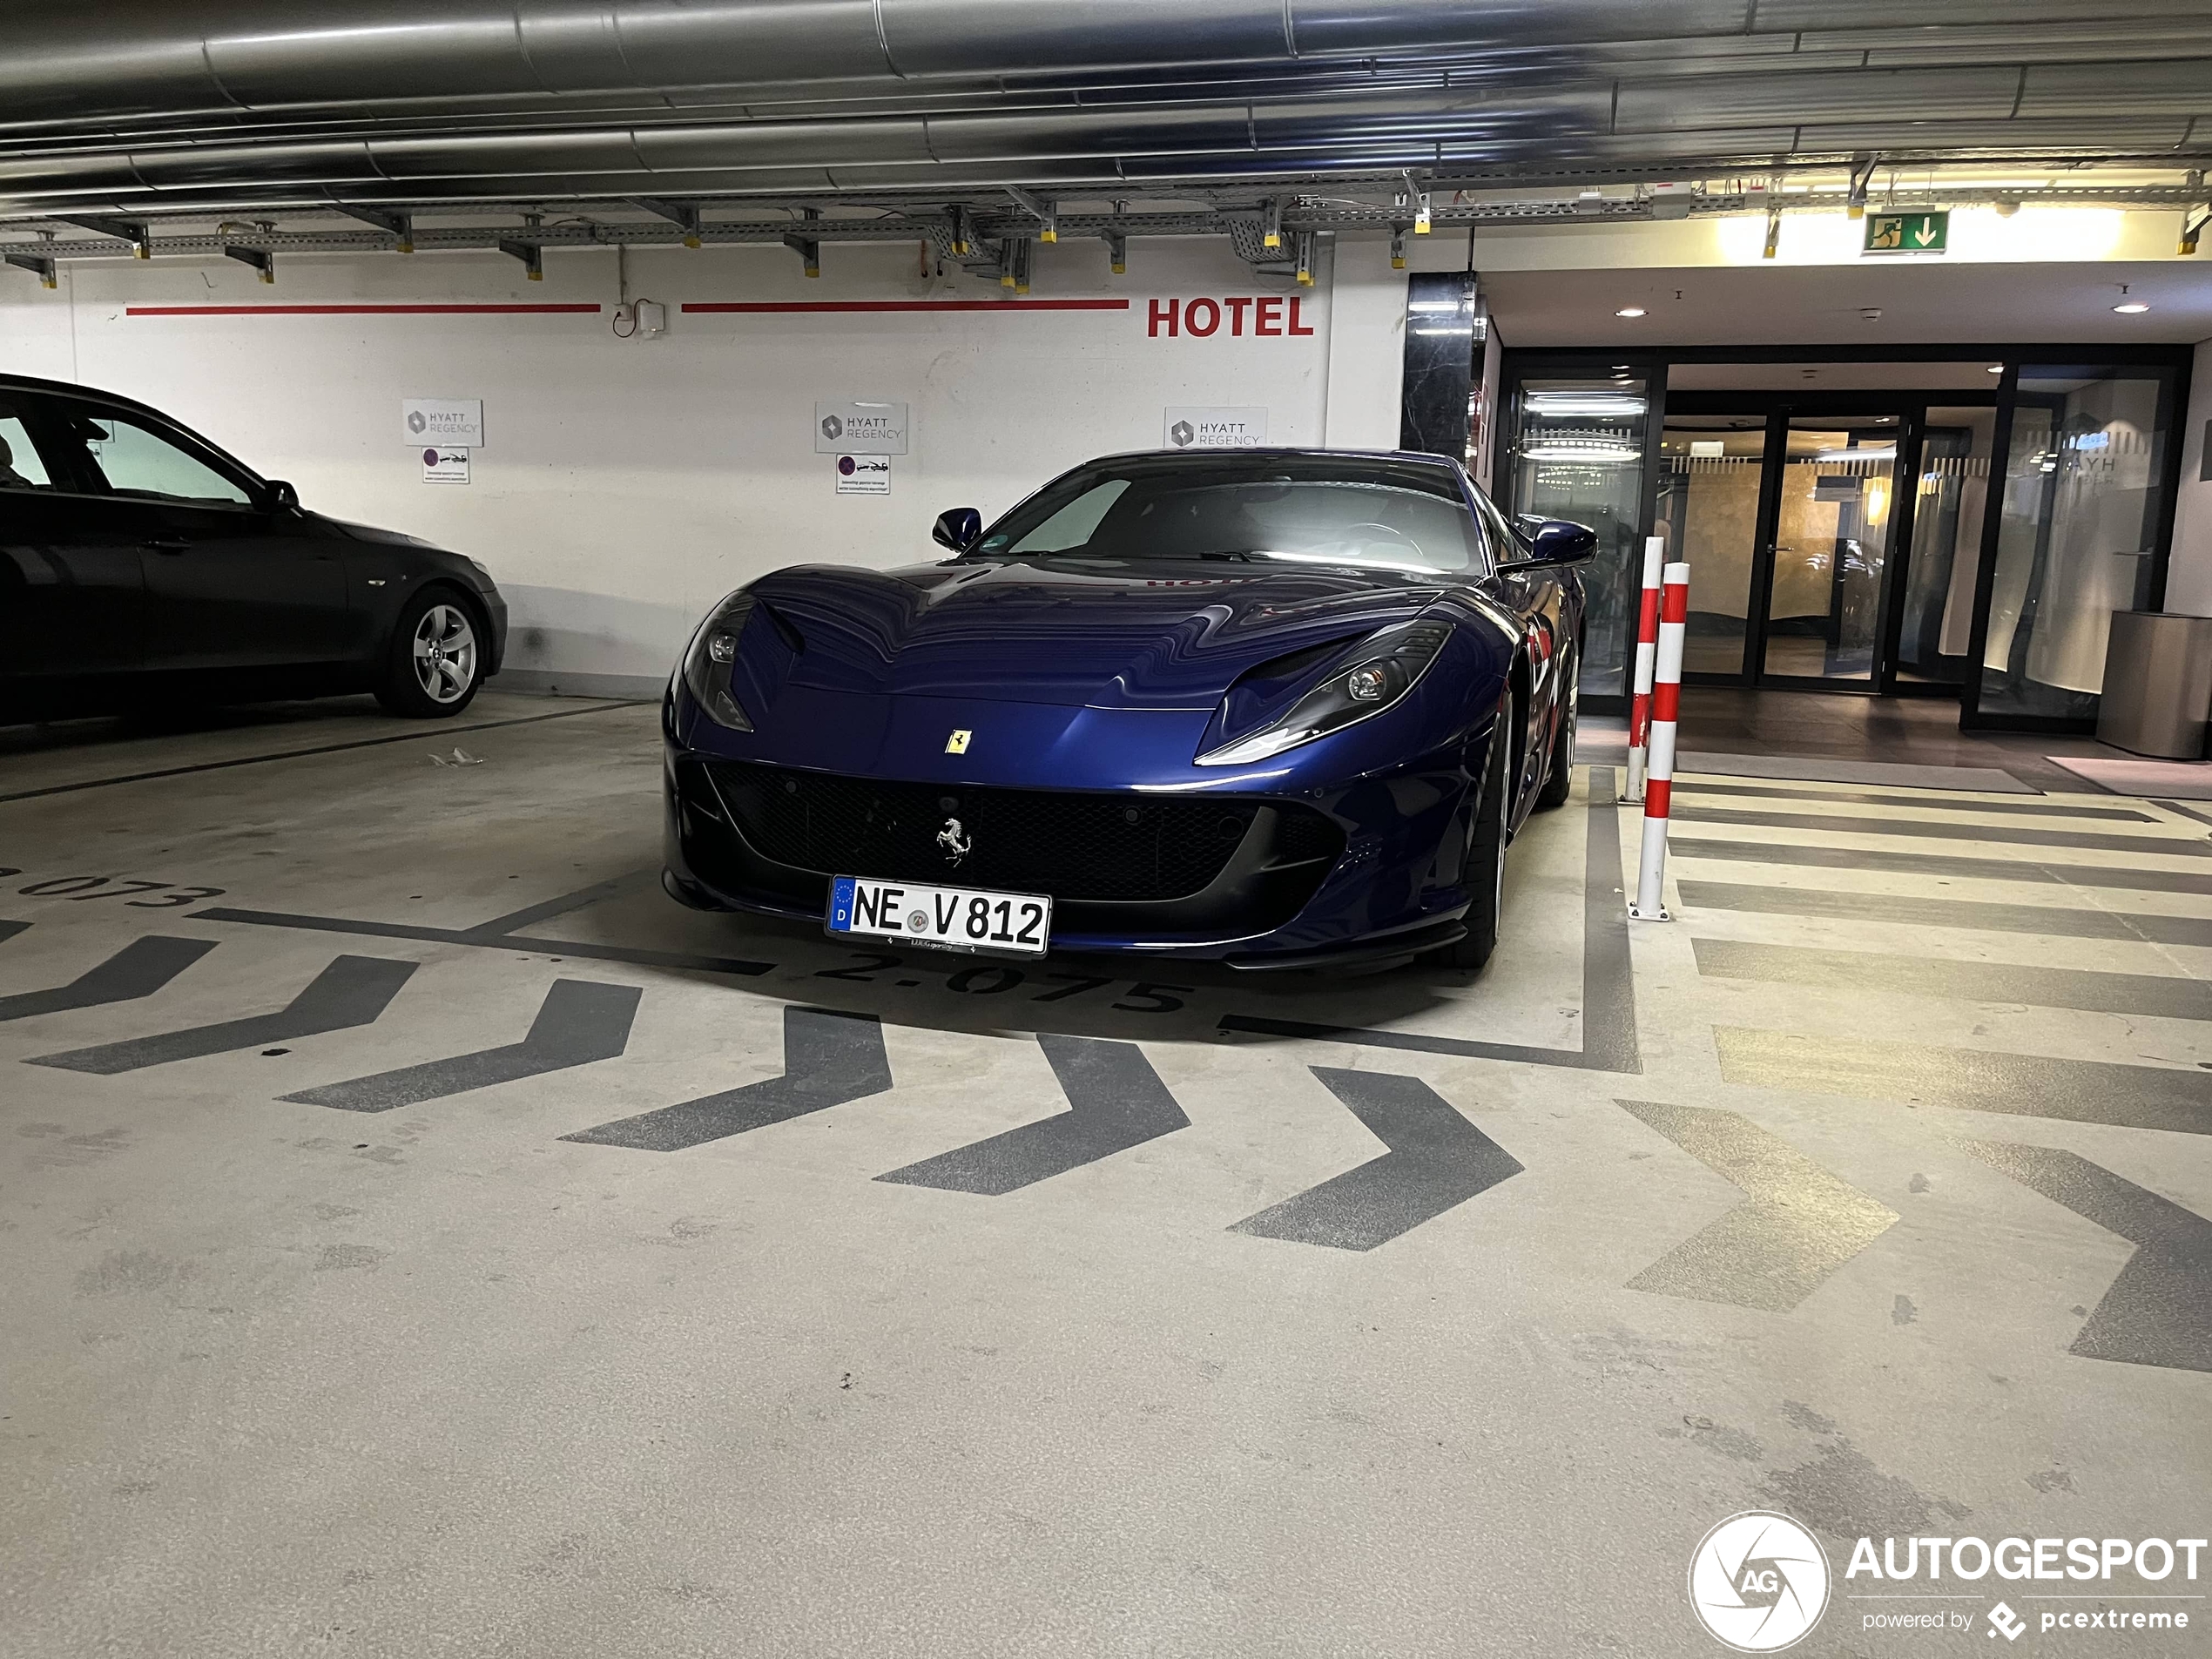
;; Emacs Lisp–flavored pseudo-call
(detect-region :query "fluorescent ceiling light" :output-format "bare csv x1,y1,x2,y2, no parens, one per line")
1522,439,1640,463
2114,301,2150,314
1987,364,2004,373
1814,446,1896,462
1614,306,1646,318
1525,392,1648,417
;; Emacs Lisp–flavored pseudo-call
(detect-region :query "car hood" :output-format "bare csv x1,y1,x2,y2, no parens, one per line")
749,558,1454,709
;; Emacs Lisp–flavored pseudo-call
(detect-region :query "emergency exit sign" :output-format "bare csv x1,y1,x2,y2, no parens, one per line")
1864,211,1948,255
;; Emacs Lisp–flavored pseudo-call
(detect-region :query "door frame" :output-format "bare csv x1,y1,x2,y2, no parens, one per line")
1662,389,1994,696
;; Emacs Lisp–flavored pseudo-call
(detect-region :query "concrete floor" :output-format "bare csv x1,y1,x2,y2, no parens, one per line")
3,691,2208,1656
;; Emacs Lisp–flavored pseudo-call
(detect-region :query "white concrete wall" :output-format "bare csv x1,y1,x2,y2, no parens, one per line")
1322,238,1406,451
1,235,1409,693
2166,339,2212,617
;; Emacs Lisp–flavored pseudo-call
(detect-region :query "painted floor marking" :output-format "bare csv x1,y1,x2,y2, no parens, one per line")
877,1033,1188,1195
1958,1139,2212,1373
563,1005,890,1151
1231,1068,1523,1251
1619,1099,1898,1312
0,935,218,1023
283,978,642,1112
25,954,415,1074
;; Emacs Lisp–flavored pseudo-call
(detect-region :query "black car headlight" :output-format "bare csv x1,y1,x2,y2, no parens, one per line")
1197,620,1452,766
678,592,756,732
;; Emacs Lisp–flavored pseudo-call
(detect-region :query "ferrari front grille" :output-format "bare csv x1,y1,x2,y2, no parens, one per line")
704,761,1339,903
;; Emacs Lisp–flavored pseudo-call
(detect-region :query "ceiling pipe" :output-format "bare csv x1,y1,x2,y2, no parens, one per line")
5,1,2088,132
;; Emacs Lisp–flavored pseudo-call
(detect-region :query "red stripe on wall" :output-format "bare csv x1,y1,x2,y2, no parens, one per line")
125,303,604,316
682,300,1131,314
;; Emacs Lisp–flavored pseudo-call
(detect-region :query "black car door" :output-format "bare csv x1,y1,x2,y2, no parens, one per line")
0,390,146,705
55,401,351,674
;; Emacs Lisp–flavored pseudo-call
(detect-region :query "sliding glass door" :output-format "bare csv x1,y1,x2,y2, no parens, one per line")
1658,401,1919,693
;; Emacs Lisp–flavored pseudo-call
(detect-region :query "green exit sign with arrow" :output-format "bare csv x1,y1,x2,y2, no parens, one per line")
1864,211,1948,255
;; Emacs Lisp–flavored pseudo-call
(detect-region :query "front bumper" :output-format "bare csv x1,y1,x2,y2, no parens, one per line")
661,735,1484,968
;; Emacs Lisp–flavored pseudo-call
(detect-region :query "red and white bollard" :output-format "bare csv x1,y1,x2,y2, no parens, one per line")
1629,561,1688,922
1622,535,1665,803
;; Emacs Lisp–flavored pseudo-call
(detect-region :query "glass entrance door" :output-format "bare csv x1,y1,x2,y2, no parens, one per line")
1760,415,1901,684
1662,404,1917,692
1656,415,1768,679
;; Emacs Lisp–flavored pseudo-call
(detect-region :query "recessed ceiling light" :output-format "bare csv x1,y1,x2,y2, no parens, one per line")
1615,306,1646,318
2114,301,2150,314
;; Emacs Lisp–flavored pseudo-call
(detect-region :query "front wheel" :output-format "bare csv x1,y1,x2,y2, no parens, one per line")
375,590,485,718
1426,706,1513,974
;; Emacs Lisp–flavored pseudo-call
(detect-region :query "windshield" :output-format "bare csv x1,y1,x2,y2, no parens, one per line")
972,458,1485,575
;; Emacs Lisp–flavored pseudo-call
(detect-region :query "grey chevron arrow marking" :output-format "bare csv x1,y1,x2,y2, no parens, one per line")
1958,1139,2212,1372
25,954,416,1074
0,920,27,948
877,1033,1187,1195
563,1005,889,1151
0,935,217,1023
1619,1099,1899,1312
281,978,641,1112
1231,1068,1523,1250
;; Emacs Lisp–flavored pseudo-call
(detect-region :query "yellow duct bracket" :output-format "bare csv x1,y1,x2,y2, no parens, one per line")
1262,198,1284,250
223,244,276,284
1389,226,1406,268
4,252,58,288
497,238,543,280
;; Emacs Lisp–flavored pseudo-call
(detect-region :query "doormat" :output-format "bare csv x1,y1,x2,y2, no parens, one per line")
2047,753,2212,800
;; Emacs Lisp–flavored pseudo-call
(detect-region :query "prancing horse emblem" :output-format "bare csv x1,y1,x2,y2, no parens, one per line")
936,817,972,867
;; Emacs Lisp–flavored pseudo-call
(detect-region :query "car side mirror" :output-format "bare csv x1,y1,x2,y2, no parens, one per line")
932,506,982,552
1503,518,1597,568
266,479,300,511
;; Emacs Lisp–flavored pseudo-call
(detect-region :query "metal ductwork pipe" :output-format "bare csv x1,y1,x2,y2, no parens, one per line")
2,2,2207,219
0,0,2164,132
0,2,1776,130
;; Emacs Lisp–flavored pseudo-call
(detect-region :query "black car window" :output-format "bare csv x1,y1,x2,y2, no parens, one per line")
975,459,1482,575
0,398,62,490
63,408,253,507
0,415,53,489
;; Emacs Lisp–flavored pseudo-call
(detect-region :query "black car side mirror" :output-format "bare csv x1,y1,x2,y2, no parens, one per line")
932,506,982,552
1502,518,1597,568
266,478,300,511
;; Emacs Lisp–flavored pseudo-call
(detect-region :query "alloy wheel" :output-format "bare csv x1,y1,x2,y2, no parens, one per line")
411,604,478,705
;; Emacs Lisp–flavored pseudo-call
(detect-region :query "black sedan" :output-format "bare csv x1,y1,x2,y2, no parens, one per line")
0,374,504,720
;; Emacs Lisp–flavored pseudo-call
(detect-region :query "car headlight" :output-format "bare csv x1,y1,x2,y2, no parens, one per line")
1196,619,1451,766
678,592,756,732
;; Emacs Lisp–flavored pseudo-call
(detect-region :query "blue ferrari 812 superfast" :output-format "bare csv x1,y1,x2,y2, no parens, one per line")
663,448,1591,973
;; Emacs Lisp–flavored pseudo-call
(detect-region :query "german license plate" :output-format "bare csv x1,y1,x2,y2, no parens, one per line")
826,875,1052,956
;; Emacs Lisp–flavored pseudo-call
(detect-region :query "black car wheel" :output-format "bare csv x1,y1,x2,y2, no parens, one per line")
1534,644,1578,812
376,589,485,718
1428,705,1514,974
